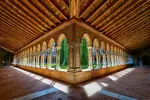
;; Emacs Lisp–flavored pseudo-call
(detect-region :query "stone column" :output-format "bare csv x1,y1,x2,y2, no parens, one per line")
111,53,114,66
33,54,35,67
47,49,52,68
96,48,100,67
103,50,106,68
41,51,45,68
67,42,82,72
56,46,61,70
88,46,93,69
105,51,108,67
36,52,39,67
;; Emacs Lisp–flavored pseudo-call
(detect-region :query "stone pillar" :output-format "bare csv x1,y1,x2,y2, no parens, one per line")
111,53,114,66
56,46,61,70
47,49,52,68
105,51,108,67
96,48,100,67
36,53,39,67
33,54,35,67
103,50,106,68
88,47,93,69
67,42,82,72
109,52,112,67
41,51,45,68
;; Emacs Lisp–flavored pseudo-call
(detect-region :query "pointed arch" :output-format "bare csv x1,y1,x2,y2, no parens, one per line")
82,33,92,46
33,46,36,53
37,44,41,52
101,41,105,50
42,41,47,50
29,47,32,54
57,33,67,46
93,38,100,48
106,44,110,51
111,45,113,52
48,38,55,49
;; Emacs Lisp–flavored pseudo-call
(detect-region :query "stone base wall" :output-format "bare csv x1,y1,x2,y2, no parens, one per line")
13,65,128,84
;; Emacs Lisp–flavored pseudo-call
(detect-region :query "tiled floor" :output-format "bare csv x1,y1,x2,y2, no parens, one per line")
0,66,150,100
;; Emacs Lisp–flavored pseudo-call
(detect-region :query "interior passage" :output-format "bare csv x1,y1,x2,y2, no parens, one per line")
0,66,149,100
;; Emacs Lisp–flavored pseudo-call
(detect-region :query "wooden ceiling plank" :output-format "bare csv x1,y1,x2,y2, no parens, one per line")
0,21,34,40
0,11,40,38
0,43,17,51
116,22,150,41
106,0,150,36
80,0,99,18
19,0,56,27
8,0,49,31
113,15,150,39
121,26,150,43
85,0,107,22
96,0,135,29
0,1,45,33
91,0,119,26
39,0,67,20
0,8,42,36
108,5,150,37
0,29,28,43
0,31,25,46
0,14,39,39
101,0,147,33
124,35,150,46
29,0,61,23
50,0,69,17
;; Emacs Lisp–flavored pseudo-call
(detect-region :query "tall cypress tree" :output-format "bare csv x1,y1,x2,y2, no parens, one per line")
60,39,68,65
80,38,88,65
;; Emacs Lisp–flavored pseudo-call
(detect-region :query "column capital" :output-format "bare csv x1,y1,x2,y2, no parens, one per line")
88,46,92,49
56,45,61,49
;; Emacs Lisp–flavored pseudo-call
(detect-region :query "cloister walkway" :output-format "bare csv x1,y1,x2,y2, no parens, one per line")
0,66,149,100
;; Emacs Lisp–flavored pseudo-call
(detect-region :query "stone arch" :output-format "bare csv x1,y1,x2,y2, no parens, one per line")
27,49,29,55
33,46,36,53
37,44,41,52
106,44,110,51
93,38,100,48
111,45,113,52
42,41,47,50
101,41,105,50
29,47,32,54
48,38,55,49
82,33,92,46
114,47,116,53
57,33,67,46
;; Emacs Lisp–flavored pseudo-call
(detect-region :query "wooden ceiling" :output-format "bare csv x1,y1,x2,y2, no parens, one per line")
0,0,150,53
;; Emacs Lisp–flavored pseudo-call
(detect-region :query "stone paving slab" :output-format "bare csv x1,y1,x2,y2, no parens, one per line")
0,66,150,100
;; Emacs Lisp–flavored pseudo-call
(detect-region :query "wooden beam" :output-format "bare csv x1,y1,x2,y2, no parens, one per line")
91,0,118,26
108,4,150,37
116,22,150,41
15,19,76,53
104,0,148,34
0,1,45,33
73,19,131,52
0,46,14,53
29,0,61,23
70,0,80,18
96,0,135,29
18,0,56,27
39,0,67,20
80,0,97,18
0,13,39,38
85,0,107,22
113,15,150,39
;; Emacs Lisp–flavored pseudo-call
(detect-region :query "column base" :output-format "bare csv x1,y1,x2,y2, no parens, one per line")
67,67,82,73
